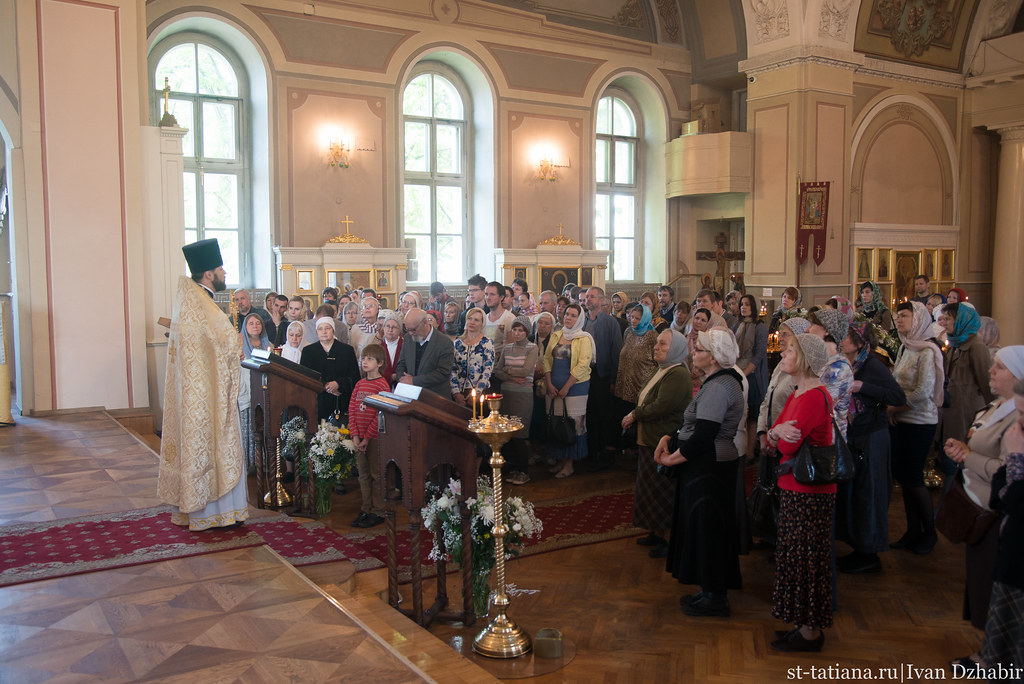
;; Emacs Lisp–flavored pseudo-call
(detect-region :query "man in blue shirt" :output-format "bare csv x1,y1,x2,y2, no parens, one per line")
583,286,623,471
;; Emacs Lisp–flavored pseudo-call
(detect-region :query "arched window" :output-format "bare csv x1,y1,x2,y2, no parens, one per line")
152,37,249,286
402,68,470,284
595,92,640,282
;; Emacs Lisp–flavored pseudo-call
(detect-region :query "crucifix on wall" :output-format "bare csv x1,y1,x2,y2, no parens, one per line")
696,232,745,298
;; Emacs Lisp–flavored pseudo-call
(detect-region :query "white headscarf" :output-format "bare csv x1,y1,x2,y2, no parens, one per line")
282,321,305,363
698,329,739,368
996,345,1024,383
315,316,336,332
898,301,945,407
560,307,597,363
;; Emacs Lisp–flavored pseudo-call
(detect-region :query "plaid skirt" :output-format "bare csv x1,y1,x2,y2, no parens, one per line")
633,445,674,531
772,489,836,629
980,581,1024,670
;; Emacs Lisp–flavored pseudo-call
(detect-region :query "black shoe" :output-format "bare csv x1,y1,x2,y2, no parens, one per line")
889,532,917,550
773,627,799,640
838,552,882,574
648,542,669,559
636,533,664,547
682,593,730,617
770,629,824,652
361,513,385,528
909,533,937,555
680,591,706,607
350,512,369,527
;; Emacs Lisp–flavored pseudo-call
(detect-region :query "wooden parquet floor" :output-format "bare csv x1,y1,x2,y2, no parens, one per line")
0,412,986,683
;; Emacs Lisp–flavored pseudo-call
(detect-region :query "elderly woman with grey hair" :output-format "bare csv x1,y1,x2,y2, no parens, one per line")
655,328,745,618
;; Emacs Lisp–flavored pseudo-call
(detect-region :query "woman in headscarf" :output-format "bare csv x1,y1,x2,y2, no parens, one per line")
640,292,670,333
530,311,557,443
769,286,801,335
623,329,692,559
341,300,360,333
442,300,461,339
300,316,361,423
379,314,403,387
281,321,305,364
611,291,630,319
947,287,967,304
856,281,894,331
238,313,270,473
615,304,659,434
671,300,692,334
939,302,993,492
766,334,836,652
888,301,945,554
836,320,906,575
686,308,727,388
543,304,595,479
978,316,1001,361
655,329,745,618
946,346,1024,671
735,294,769,460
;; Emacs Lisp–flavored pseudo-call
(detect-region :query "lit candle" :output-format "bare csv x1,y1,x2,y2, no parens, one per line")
480,393,486,418
471,389,476,420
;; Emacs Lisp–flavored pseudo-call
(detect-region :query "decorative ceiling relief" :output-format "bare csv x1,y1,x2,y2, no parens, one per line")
819,0,854,40
855,0,981,71
613,0,648,29
877,0,953,57
749,0,790,44
655,0,682,42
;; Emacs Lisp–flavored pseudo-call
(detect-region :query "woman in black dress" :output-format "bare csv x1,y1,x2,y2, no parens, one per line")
300,316,360,424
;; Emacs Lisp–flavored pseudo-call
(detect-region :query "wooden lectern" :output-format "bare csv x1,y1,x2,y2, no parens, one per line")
363,388,481,627
242,350,323,514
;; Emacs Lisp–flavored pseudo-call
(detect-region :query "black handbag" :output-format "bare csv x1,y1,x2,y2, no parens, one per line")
776,387,855,486
747,447,780,537
546,397,577,446
936,469,999,545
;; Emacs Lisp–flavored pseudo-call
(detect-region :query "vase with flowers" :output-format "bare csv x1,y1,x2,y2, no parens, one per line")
422,476,543,617
291,419,356,517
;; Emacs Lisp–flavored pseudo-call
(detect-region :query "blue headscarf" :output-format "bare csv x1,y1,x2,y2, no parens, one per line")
627,304,656,336
242,312,271,357
947,302,981,348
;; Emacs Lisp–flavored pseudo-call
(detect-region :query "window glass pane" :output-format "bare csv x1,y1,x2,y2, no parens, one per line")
404,185,431,234
167,99,194,157
596,97,612,135
435,124,461,174
436,235,462,283
613,194,635,237
202,101,236,160
612,98,636,136
595,139,609,184
155,44,196,94
404,122,430,172
184,229,197,246
614,140,634,185
203,173,238,229
196,44,238,96
407,235,432,283
183,172,197,229
595,237,610,252
436,186,462,235
614,238,635,280
594,194,611,238
432,75,463,120
403,74,432,117
206,230,239,285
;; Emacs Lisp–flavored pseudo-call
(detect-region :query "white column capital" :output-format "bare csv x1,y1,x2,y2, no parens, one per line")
995,125,1024,142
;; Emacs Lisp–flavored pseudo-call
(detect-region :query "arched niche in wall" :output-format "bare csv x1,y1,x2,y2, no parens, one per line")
850,96,956,226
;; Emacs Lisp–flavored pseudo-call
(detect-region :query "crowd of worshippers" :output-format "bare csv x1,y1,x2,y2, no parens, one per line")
231,273,1022,670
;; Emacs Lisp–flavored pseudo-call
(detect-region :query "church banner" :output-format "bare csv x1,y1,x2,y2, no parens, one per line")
797,181,830,266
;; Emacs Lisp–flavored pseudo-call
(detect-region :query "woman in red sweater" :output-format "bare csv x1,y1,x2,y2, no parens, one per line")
765,333,836,653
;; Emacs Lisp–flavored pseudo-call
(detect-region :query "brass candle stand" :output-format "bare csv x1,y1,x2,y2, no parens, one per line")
467,394,530,659
264,437,292,507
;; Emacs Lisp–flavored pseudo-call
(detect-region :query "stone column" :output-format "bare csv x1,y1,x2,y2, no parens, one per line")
991,126,1024,343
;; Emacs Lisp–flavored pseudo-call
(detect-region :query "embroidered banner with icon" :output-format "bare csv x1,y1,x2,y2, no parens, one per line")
797,181,830,266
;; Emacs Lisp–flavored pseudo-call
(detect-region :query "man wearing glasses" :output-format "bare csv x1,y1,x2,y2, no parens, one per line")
397,307,455,398
458,273,489,335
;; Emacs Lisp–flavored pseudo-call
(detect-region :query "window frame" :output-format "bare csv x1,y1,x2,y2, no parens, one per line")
149,33,252,287
595,89,643,284
400,63,472,286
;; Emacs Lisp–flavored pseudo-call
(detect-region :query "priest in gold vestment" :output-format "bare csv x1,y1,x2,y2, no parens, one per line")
157,239,249,530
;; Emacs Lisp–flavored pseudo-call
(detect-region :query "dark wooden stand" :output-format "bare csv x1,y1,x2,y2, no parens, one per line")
242,352,322,514
363,388,480,627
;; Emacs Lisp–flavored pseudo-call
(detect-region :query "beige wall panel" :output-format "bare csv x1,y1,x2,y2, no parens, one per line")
750,104,789,276
507,112,583,248
967,128,996,275
253,8,415,72
0,0,17,115
853,83,886,121
861,123,943,225
813,102,847,276
693,0,737,60
925,93,959,137
659,69,692,114
40,0,128,409
483,43,603,96
288,91,386,248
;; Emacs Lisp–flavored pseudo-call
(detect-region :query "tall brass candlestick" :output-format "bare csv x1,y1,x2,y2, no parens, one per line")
468,394,530,658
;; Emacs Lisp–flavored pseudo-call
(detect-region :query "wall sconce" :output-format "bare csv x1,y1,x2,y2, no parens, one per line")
327,139,350,168
537,155,557,182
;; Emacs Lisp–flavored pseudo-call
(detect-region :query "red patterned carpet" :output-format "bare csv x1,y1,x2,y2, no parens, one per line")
0,488,640,586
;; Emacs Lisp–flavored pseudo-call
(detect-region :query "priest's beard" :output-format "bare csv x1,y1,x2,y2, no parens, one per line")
212,275,227,292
